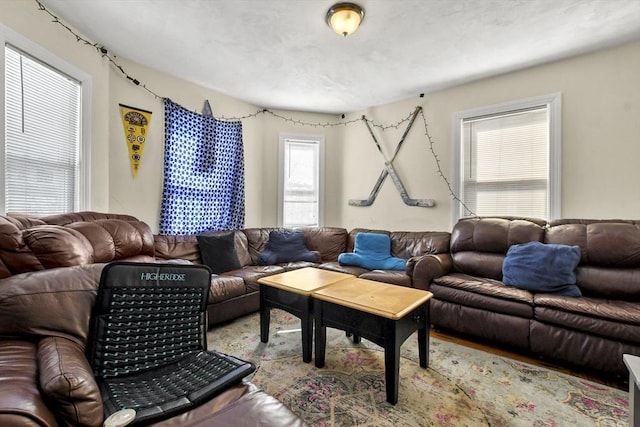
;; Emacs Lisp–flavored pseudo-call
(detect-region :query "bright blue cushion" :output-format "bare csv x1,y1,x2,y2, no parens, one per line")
502,241,582,297
257,231,321,265
338,233,406,271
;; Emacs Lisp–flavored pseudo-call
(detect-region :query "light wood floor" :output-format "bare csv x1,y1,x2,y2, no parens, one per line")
431,329,628,391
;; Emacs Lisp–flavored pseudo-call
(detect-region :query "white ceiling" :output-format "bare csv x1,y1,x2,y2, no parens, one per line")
40,0,640,114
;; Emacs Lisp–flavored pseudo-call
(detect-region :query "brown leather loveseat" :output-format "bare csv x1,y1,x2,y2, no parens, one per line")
419,216,640,377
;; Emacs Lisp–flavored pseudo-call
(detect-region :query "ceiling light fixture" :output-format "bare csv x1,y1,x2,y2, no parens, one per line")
326,3,365,37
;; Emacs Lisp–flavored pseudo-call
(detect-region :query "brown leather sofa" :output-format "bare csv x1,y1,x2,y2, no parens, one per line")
0,212,305,427
418,216,640,377
0,212,450,426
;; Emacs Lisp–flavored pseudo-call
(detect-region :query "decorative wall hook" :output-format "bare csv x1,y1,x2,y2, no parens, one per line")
202,100,213,117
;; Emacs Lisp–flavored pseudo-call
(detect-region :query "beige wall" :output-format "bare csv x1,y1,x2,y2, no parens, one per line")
260,109,342,227
2,0,338,232
106,57,267,230
106,62,339,231
341,40,640,231
339,102,452,232
3,0,639,233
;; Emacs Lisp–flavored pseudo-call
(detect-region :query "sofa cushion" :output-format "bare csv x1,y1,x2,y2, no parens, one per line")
301,227,348,262
37,336,103,427
197,233,242,274
208,275,247,304
148,383,307,427
257,231,321,265
22,225,94,268
575,266,640,299
546,220,640,298
451,217,546,254
0,217,45,278
390,231,451,259
450,217,546,280
502,241,582,296
338,233,406,271
154,234,202,262
227,265,286,292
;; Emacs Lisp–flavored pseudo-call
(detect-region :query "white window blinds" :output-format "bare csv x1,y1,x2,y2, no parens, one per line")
462,107,549,219
4,44,81,214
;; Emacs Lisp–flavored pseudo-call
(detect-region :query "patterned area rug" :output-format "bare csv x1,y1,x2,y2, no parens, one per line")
253,347,486,426
208,309,629,426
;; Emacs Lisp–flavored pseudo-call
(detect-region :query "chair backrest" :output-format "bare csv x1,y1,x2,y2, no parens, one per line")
87,262,260,425
87,262,211,379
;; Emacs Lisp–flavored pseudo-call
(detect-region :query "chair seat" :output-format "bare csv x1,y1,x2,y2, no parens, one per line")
101,350,254,422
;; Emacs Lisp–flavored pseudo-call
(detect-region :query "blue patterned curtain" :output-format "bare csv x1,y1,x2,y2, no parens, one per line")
159,98,245,234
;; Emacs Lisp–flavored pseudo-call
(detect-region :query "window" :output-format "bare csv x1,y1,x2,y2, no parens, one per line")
278,134,324,228
1,25,90,215
453,94,561,223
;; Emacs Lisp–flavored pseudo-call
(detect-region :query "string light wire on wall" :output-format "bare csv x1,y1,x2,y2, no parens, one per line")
34,0,474,215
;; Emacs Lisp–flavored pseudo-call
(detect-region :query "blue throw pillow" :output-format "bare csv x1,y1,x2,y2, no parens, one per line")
257,231,321,265
502,241,582,296
338,232,406,271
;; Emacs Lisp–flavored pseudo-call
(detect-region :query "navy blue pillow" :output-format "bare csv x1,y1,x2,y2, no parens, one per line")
196,233,241,274
502,241,582,297
257,231,321,265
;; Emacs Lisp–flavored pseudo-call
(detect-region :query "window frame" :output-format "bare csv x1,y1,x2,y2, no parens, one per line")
452,93,561,224
0,24,91,214
277,133,325,228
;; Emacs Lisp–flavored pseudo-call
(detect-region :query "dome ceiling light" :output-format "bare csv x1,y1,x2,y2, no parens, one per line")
326,3,365,37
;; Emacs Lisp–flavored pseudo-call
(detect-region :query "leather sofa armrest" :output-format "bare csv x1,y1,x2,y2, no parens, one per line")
0,339,59,427
410,253,453,291
37,336,103,427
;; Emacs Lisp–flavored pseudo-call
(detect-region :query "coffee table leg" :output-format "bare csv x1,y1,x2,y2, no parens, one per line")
259,285,270,343
418,327,428,368
384,340,400,405
418,303,429,368
301,303,313,363
314,300,326,368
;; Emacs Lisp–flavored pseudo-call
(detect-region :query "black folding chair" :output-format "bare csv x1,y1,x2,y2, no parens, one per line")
87,262,255,425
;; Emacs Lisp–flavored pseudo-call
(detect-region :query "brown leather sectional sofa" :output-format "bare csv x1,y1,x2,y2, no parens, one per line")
154,226,451,327
419,216,640,377
0,212,449,426
2,210,637,424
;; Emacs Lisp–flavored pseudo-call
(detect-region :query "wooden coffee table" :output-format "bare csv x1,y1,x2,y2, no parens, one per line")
312,277,433,404
257,267,354,363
